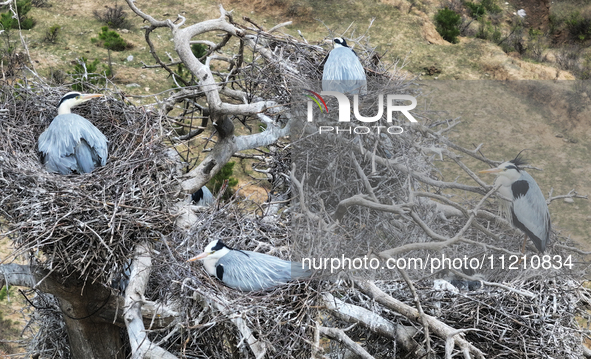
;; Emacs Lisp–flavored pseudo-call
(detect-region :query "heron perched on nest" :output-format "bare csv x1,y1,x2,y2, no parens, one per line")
188,240,312,291
322,37,367,95
191,186,214,206
480,154,551,253
38,92,108,174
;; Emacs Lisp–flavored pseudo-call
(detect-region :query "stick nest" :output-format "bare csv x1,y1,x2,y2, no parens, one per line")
0,85,179,283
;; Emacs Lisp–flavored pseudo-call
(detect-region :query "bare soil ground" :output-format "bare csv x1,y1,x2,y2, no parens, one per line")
513,0,551,30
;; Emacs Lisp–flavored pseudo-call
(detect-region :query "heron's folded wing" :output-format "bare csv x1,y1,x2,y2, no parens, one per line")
512,172,551,250
218,250,310,291
322,48,367,94
38,114,108,174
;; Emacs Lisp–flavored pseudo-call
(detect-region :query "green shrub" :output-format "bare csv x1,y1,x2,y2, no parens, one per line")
0,12,14,30
19,16,35,29
565,11,591,41
0,285,8,301
481,0,501,14
435,8,461,44
475,18,495,40
93,4,130,29
492,27,501,42
94,26,128,51
210,162,239,201
0,0,35,30
43,24,60,43
464,1,486,19
191,43,207,59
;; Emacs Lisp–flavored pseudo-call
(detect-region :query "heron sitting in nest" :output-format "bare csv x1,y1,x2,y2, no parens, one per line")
188,240,312,291
38,92,108,174
191,186,214,206
322,37,367,95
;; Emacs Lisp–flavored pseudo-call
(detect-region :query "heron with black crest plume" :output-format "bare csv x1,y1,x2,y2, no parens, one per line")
188,240,312,291
191,186,214,206
38,91,108,174
322,37,367,95
479,152,551,253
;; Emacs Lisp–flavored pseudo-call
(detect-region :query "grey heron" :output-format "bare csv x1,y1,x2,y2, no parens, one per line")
479,154,551,253
191,186,214,206
38,92,108,174
188,240,311,291
322,37,367,95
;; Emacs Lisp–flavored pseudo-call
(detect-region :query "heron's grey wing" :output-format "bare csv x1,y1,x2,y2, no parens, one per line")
511,171,551,252
218,250,311,291
201,186,214,206
322,47,367,94
75,139,97,173
38,114,108,174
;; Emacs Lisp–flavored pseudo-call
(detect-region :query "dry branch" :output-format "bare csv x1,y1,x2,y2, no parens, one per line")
355,280,485,359
124,242,177,359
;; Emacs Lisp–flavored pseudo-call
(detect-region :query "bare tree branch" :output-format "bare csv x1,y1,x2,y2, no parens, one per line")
318,326,374,359
124,242,177,359
355,280,485,359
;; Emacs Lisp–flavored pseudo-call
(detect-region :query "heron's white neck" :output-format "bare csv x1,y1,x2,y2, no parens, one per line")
494,170,521,188
202,257,219,276
201,246,231,276
57,105,73,115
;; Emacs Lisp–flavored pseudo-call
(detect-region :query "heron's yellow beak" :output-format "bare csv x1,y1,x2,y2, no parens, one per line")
187,252,209,262
479,167,503,174
81,94,104,101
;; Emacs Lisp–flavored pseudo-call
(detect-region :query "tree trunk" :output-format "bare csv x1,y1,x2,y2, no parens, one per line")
33,271,125,359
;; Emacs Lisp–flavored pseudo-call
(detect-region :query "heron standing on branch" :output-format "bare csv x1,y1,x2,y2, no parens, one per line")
479,154,551,253
188,240,312,291
38,92,108,174
322,37,367,95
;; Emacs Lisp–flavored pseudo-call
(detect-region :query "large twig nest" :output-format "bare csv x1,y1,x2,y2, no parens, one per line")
0,85,179,283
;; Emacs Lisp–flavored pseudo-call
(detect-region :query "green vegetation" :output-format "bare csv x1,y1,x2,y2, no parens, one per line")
465,1,486,19
210,162,239,201
192,43,208,59
43,24,61,43
68,57,111,91
464,0,501,20
1,0,36,30
565,11,591,41
526,28,545,61
93,4,130,29
435,8,461,44
90,26,129,78
480,0,501,14
92,26,128,51
0,285,8,301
